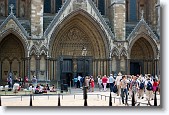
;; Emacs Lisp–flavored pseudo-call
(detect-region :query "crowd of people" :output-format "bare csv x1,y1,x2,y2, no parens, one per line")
72,72,160,105
4,75,57,94
96,72,160,105
2,72,160,105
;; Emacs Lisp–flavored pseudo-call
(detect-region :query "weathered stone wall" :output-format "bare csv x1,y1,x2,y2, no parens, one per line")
31,0,43,38
112,0,125,41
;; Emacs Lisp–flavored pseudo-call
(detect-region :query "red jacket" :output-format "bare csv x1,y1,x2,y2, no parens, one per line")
102,77,108,83
153,81,158,87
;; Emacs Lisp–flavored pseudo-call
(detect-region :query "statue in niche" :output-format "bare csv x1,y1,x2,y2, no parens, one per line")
0,2,5,16
20,3,25,17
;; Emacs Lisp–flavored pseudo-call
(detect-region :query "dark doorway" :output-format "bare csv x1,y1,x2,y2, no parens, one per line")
130,62,140,75
65,73,73,87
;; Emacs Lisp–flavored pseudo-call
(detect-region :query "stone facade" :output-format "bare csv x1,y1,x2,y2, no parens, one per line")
0,0,160,85
31,0,43,38
112,0,126,40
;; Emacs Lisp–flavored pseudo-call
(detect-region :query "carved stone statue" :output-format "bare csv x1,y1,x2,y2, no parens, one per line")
20,3,25,17
0,2,5,16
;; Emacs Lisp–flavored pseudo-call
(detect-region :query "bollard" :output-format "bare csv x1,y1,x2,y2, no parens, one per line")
58,94,61,106
83,86,87,106
154,91,157,106
132,92,135,106
114,97,115,103
30,94,32,106
0,96,1,106
109,92,112,106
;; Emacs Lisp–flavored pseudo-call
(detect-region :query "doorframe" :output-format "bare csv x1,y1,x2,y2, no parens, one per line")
129,59,144,75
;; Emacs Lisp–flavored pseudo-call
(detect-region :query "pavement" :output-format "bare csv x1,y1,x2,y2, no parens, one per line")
0,87,160,106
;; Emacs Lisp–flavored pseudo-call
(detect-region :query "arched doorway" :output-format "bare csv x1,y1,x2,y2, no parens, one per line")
129,37,155,75
0,34,25,84
49,10,110,84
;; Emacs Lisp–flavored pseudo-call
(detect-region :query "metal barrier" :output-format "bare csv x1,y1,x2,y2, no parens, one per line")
0,92,160,106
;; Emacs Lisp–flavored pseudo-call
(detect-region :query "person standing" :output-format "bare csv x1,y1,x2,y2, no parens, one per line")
32,76,37,87
77,75,81,88
145,77,153,105
97,75,102,91
109,74,115,92
24,76,29,89
90,76,95,92
73,77,78,88
130,76,139,104
7,76,13,89
120,75,128,105
115,72,122,96
102,75,108,91
138,79,145,99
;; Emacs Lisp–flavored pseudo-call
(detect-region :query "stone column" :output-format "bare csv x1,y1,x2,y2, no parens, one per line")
0,61,1,80
9,61,12,72
116,58,120,73
27,57,31,79
46,57,49,81
31,0,43,38
156,0,160,37
23,58,26,77
111,0,126,40
109,58,112,75
125,58,128,75
96,59,98,76
36,56,40,80
73,58,77,78
51,59,55,79
18,62,21,77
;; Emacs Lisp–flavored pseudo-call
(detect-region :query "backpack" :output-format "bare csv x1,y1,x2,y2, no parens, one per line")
146,81,153,90
113,85,118,93
139,81,144,89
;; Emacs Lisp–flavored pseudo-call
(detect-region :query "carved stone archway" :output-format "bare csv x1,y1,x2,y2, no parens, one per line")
49,10,110,81
129,37,156,75
0,34,25,83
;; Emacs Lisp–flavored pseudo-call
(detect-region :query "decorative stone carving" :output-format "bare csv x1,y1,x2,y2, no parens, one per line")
114,41,124,48
111,47,119,57
58,27,92,56
73,0,87,10
120,47,127,57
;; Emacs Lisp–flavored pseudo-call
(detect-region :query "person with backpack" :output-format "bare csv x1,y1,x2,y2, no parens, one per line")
145,77,153,105
138,79,145,99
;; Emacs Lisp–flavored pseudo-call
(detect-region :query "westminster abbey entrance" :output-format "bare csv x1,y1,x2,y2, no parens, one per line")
49,11,110,82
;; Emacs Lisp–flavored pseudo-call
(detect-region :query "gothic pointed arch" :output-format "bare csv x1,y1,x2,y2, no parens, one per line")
111,47,119,58
129,33,158,59
40,45,48,56
49,9,110,59
120,47,127,58
29,45,38,56
0,33,26,79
